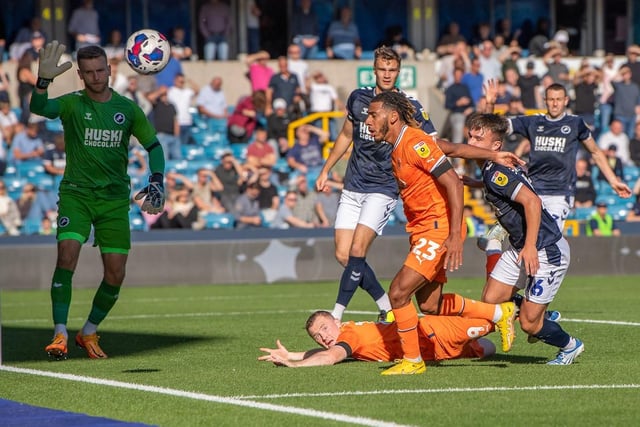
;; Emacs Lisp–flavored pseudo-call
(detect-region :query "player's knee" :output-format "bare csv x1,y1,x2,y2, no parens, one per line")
104,265,126,285
418,301,439,315
518,317,541,335
335,251,348,268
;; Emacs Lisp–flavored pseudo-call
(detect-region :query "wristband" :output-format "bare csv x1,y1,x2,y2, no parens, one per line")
150,173,164,184
36,77,53,89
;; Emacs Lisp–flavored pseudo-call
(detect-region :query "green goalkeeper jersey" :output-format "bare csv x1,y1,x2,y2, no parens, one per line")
31,89,157,200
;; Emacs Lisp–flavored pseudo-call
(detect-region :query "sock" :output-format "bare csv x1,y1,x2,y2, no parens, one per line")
485,239,502,277
533,318,571,348
87,281,121,326
360,262,387,302
51,267,74,325
393,303,422,362
438,293,497,321
82,321,98,336
54,324,68,338
335,256,366,307
512,293,524,308
331,303,346,321
562,337,577,350
375,293,392,312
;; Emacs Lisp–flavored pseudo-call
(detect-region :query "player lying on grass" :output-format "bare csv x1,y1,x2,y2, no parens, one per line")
258,305,503,368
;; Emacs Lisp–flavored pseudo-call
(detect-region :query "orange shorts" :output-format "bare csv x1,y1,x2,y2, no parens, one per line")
403,222,466,283
419,315,494,361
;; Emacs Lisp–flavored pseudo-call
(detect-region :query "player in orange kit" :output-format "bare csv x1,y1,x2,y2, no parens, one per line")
364,91,521,375
258,309,497,367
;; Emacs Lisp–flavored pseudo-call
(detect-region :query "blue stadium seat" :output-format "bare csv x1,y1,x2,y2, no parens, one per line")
21,218,42,235
129,211,148,231
16,160,45,178
166,159,189,172
230,143,247,160
32,174,55,192
182,145,207,161
202,212,235,229
571,207,595,220
45,118,63,132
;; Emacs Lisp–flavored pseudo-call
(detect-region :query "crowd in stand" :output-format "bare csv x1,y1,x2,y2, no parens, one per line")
1,3,640,236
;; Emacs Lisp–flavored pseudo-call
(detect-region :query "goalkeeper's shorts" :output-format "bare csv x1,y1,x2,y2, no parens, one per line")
56,191,131,254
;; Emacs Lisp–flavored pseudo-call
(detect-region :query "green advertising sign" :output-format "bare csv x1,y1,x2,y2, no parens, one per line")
357,66,416,89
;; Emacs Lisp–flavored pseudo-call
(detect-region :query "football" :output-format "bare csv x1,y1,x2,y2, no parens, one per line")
125,29,171,75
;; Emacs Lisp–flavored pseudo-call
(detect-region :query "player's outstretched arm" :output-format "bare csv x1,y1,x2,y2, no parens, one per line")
258,339,348,367
583,137,632,198
35,41,73,92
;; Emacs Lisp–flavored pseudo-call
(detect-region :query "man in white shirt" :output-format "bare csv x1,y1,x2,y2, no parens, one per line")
196,76,228,120
168,73,198,146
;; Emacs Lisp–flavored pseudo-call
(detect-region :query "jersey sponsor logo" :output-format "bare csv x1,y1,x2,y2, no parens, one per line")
560,125,571,134
533,135,566,153
413,141,430,158
58,216,70,228
420,108,430,121
83,128,124,148
114,112,125,124
84,112,92,121
491,171,509,186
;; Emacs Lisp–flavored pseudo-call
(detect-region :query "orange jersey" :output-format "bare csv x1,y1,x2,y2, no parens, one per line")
337,316,493,362
390,126,451,234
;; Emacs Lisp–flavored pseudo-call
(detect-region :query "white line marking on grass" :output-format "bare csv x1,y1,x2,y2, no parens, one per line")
238,384,640,400
559,318,640,326
0,365,412,427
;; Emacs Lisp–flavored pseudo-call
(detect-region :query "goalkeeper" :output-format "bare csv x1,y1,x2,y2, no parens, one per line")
31,41,165,360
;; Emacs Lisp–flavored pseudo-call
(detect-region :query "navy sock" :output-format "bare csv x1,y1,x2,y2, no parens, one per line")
335,256,365,306
533,318,571,348
360,262,386,301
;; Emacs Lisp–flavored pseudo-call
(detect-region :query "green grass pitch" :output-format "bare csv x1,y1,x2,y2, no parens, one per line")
1,275,639,426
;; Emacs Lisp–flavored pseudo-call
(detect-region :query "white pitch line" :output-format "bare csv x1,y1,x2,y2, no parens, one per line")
0,365,413,427
237,384,640,400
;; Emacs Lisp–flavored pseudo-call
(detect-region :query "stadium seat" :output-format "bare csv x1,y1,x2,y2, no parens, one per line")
16,160,45,178
21,218,42,235
166,159,189,173
202,212,235,229
571,206,595,220
45,118,63,132
129,211,148,231
230,143,247,160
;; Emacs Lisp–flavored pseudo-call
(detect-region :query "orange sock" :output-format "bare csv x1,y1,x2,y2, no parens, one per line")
486,253,501,278
392,303,421,361
439,293,497,321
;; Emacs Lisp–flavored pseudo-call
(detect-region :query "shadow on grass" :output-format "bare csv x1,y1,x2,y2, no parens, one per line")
1,326,223,363
373,353,548,373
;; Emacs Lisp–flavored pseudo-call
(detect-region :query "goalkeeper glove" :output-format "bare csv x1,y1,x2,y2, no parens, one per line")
135,173,165,214
36,40,73,89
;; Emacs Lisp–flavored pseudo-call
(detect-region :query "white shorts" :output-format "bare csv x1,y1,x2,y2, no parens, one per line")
540,195,574,232
490,237,570,305
334,189,397,235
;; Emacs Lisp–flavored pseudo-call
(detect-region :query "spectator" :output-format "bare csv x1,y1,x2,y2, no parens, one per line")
170,26,193,61
377,25,415,60
314,185,340,227
152,86,181,161
192,167,226,217
196,76,228,120
233,181,262,229
629,121,640,165
463,204,485,237
127,141,148,181
267,56,300,115
527,18,550,57
11,122,44,163
291,0,320,59
9,16,47,61
596,145,625,183
477,40,502,83
168,73,198,147
103,29,124,60
0,63,10,104
611,64,640,140
215,151,247,212
307,70,343,140
574,158,597,208
573,66,599,130
503,67,521,99
109,57,128,94
154,54,183,88
287,43,309,95
469,22,492,47
598,119,631,165
499,46,522,79
517,61,541,110
0,179,21,235
151,183,198,230
40,216,55,235
266,97,291,157
543,47,570,88
599,52,617,134
437,40,470,90
245,125,276,172
436,21,467,57
245,50,273,92
495,18,518,46
0,100,21,146
286,124,327,175
623,44,640,87
16,182,56,226
227,90,267,144
586,201,620,236
0,132,6,176
291,174,323,226
625,180,640,221
68,0,101,51
271,190,316,229
43,132,66,178
199,0,232,61
122,75,152,117
461,57,484,105
246,1,261,54
16,51,37,125
255,165,279,224
444,67,474,144
325,6,362,60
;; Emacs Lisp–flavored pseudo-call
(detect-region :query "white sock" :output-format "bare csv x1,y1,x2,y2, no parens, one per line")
563,337,577,350
376,294,392,312
492,305,503,322
54,324,68,338
331,304,346,321
486,239,502,252
82,321,98,336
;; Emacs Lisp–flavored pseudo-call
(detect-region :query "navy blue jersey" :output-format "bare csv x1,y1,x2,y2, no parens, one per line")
343,87,436,198
509,113,591,196
482,162,562,251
